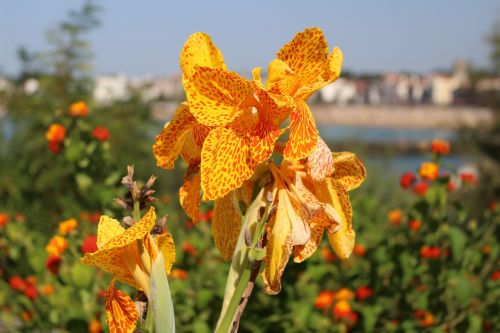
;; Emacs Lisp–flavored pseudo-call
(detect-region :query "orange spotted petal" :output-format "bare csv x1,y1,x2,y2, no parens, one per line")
266,59,297,96
307,137,334,182
276,28,329,96
323,47,343,84
179,172,201,223
105,280,138,333
180,131,201,165
153,103,196,169
331,152,366,191
155,232,176,275
262,189,293,295
212,193,242,260
180,32,227,82
249,121,283,164
96,215,125,249
185,67,253,126
200,123,255,201
283,100,319,160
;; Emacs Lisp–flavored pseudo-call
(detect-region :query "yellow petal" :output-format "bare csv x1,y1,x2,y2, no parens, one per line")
153,103,196,169
266,59,297,95
97,215,125,249
331,152,367,191
180,32,227,81
212,193,242,260
276,28,328,97
185,67,253,126
262,189,293,295
105,280,138,333
324,47,343,83
249,121,283,164
307,137,334,182
316,180,355,260
283,100,318,160
179,173,201,223
200,122,255,200
155,232,176,275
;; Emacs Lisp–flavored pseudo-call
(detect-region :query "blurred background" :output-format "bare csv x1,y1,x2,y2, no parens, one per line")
0,1,499,332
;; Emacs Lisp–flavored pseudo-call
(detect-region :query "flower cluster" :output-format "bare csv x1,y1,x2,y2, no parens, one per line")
153,28,366,294
314,287,369,326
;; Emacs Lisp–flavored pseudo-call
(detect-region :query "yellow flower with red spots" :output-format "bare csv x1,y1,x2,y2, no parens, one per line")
419,162,439,181
58,218,78,235
68,101,89,117
81,207,175,333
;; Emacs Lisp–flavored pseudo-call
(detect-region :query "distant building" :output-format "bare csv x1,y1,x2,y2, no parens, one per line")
93,75,129,105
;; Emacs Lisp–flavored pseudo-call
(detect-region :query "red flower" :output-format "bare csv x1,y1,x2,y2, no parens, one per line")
355,286,373,301
0,212,8,228
89,212,101,224
9,276,27,291
460,172,477,185
409,219,422,231
447,180,457,192
420,246,441,260
92,127,111,141
353,244,366,257
181,242,198,257
314,291,335,310
413,182,429,196
400,172,416,189
24,284,38,300
46,255,62,274
321,247,337,262
431,139,450,155
80,235,98,254
487,200,497,211
48,141,62,154
491,271,500,281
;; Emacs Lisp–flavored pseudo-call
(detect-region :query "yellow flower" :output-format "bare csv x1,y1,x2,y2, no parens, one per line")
68,101,89,117
262,148,366,294
81,207,175,333
58,218,78,235
46,235,69,256
419,162,439,181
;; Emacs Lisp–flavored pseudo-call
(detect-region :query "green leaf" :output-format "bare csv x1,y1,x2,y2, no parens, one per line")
149,253,175,333
467,314,482,333
75,173,92,192
71,264,94,288
448,226,467,261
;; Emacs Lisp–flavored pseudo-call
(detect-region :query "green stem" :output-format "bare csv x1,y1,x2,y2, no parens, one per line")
143,303,155,332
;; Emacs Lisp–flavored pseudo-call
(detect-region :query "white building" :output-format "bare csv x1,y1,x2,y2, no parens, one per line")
93,75,130,105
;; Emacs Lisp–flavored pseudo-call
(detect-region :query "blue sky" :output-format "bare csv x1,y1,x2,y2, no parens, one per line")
1,1,499,76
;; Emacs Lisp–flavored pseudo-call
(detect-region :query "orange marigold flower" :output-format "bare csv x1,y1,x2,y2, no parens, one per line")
46,235,69,256
46,255,62,274
353,244,366,256
419,162,439,181
0,212,8,228
88,319,102,333
408,219,422,231
45,123,66,143
416,311,435,327
68,101,89,117
334,288,354,302
355,286,373,301
332,300,352,321
170,269,188,280
25,275,37,285
92,126,111,141
41,284,55,296
314,291,335,309
431,139,450,155
388,209,403,225
58,218,78,235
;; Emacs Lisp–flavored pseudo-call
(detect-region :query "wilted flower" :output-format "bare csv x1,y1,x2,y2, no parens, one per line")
419,162,439,181
431,139,450,155
68,101,89,117
92,126,111,141
46,255,62,274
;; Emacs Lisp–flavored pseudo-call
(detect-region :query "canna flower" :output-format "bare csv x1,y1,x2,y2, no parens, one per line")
262,150,365,294
81,207,175,333
431,139,450,155
46,235,69,256
46,123,66,143
419,162,439,181
58,218,78,235
68,101,89,117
